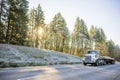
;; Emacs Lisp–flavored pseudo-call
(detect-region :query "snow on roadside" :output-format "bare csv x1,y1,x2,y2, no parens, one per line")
0,44,82,67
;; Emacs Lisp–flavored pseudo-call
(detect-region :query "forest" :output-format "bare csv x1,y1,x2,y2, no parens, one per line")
0,0,120,60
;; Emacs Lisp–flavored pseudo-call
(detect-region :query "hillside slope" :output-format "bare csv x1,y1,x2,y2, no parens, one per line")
0,44,82,67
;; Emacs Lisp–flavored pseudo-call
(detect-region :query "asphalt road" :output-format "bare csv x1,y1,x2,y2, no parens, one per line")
0,62,120,80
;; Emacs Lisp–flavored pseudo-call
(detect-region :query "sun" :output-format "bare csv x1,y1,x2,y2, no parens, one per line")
38,27,43,35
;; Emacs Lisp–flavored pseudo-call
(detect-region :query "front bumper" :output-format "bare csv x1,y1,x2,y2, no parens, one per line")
83,60,96,64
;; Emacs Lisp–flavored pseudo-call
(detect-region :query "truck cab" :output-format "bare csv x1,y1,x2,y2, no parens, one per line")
83,50,99,65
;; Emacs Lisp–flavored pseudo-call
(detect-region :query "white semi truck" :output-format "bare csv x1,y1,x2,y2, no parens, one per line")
83,50,115,66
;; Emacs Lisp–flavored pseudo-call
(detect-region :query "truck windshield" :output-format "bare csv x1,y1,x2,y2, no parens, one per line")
87,51,97,54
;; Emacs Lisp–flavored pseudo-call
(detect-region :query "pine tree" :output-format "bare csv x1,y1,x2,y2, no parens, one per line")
94,27,108,55
0,0,8,43
71,17,81,55
71,17,89,56
107,40,115,57
34,4,45,48
47,12,69,52
114,45,120,60
6,0,29,45
80,19,89,50
89,25,96,49
18,0,29,45
100,28,106,42
28,8,36,47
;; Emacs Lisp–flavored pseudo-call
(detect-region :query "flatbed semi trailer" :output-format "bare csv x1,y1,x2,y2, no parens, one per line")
83,50,115,66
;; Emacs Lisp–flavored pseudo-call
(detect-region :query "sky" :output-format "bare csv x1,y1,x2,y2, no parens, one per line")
28,0,120,45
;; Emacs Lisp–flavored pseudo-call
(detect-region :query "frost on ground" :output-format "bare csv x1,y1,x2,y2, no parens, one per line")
0,44,82,67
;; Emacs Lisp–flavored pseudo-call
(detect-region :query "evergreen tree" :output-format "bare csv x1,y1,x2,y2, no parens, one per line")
107,40,115,57
71,17,89,56
47,12,69,52
114,45,120,60
80,19,89,50
6,0,29,45
0,0,8,43
27,8,36,47
94,27,108,55
71,17,81,55
94,27,106,43
34,4,44,48
100,28,106,42
89,25,96,49
18,0,29,45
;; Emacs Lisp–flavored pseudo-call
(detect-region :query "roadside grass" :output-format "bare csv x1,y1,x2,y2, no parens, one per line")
0,44,82,68
15,46,49,59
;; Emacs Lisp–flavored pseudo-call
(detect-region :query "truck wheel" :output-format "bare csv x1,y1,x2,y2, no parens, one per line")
101,60,106,65
95,60,99,66
103,60,106,65
83,63,87,66
111,61,115,64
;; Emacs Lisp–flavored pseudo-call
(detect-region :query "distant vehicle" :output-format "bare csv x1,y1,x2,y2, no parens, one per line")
83,50,115,66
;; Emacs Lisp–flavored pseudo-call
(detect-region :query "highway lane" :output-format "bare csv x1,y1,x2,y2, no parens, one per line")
0,62,120,80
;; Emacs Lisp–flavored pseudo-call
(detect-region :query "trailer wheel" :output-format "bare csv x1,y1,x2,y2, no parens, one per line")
101,60,106,65
103,60,106,65
111,60,115,64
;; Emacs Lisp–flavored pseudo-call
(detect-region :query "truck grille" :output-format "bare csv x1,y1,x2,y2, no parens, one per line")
85,56,91,61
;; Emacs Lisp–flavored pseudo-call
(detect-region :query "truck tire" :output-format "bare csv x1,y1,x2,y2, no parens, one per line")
83,63,87,66
101,60,106,65
103,60,106,65
111,60,115,64
95,60,99,66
